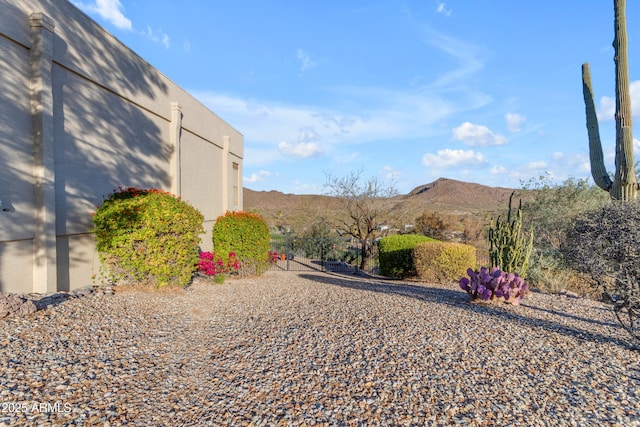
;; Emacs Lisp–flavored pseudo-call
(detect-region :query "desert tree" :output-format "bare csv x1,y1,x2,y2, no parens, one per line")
519,175,609,293
564,201,640,344
324,170,397,270
521,175,609,257
415,211,446,240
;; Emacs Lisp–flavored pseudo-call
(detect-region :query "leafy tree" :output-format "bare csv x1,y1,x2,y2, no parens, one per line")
521,175,608,256
297,219,342,260
324,170,396,270
415,211,446,240
519,176,609,290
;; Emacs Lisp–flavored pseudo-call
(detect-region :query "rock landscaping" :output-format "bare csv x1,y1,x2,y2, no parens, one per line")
0,271,638,426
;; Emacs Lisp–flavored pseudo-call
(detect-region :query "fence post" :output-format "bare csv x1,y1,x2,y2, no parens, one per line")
285,233,290,271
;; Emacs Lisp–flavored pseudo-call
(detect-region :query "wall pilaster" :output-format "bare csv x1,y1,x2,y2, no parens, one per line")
170,102,182,196
29,12,57,293
222,136,230,213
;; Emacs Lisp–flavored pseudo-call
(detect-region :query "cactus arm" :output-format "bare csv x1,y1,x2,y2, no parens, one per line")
582,63,613,192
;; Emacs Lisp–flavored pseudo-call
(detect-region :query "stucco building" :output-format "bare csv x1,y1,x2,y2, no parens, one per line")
0,0,243,294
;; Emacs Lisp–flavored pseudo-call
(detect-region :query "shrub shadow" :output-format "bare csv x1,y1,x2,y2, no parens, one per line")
298,272,638,351
31,293,73,311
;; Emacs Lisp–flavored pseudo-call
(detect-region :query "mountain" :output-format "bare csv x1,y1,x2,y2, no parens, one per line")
389,177,516,219
243,177,517,232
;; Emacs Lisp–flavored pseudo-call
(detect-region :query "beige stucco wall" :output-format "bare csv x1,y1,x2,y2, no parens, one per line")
0,0,243,293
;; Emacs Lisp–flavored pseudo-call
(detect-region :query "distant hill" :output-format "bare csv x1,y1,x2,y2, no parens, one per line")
388,177,516,221
243,177,517,232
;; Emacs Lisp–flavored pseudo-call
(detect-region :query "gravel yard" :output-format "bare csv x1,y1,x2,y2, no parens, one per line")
1,270,639,426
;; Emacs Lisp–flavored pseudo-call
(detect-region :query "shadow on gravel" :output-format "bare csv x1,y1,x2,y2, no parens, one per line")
299,272,638,352
31,293,72,311
520,303,619,329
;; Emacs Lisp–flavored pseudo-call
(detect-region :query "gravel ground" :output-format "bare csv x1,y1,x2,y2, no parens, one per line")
1,270,639,426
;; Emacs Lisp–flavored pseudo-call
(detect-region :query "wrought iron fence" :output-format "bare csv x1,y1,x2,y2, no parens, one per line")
268,235,379,274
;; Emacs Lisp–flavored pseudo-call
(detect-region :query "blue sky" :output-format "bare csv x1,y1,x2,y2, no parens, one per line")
73,0,640,195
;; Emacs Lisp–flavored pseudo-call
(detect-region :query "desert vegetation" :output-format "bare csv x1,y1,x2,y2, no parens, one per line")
91,0,640,345
93,188,272,287
245,168,640,344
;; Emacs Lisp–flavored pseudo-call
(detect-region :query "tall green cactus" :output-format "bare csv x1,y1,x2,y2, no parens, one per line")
488,192,534,278
582,0,638,201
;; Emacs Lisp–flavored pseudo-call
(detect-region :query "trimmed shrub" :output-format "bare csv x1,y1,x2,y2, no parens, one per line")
413,241,476,283
378,234,436,278
212,211,271,277
92,187,204,288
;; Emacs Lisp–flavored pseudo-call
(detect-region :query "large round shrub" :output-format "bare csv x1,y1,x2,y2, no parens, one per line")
413,241,476,283
378,234,436,278
93,187,204,287
212,211,271,277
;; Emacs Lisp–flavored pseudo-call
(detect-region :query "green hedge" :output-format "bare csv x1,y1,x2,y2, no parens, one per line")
378,234,437,278
92,187,204,288
413,241,476,283
213,211,271,277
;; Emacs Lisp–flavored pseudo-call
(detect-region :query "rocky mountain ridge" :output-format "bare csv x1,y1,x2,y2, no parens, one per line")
244,177,517,231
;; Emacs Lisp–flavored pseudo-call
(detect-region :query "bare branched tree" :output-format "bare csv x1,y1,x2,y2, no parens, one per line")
324,170,397,270
564,201,640,344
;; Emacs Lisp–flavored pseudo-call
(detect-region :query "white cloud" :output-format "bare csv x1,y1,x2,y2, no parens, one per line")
191,87,481,152
526,161,547,170
278,141,324,158
435,2,452,16
453,122,508,146
422,29,485,89
75,1,175,48
505,113,526,133
491,165,507,175
598,96,616,121
552,152,564,160
422,148,485,167
333,152,361,165
141,26,170,49
298,127,320,143
74,0,132,30
597,80,640,121
243,170,271,183
297,49,317,73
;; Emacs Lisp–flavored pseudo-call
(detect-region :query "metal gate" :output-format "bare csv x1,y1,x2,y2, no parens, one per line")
269,235,379,274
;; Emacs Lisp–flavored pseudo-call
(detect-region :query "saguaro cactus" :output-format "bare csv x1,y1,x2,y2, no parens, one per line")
582,0,638,201
488,192,534,278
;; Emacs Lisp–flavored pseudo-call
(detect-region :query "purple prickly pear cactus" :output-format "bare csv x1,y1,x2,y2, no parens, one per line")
459,266,529,305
